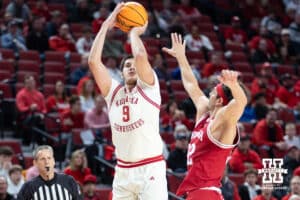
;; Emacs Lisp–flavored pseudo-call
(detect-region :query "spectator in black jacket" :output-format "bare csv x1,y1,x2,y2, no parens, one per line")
167,124,190,173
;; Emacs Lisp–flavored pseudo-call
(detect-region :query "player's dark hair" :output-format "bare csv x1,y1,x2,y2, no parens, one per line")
218,82,248,104
119,54,134,71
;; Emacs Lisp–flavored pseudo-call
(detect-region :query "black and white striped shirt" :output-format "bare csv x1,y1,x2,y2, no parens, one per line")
17,173,83,200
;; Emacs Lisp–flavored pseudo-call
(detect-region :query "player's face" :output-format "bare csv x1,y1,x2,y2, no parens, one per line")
122,58,137,85
34,149,55,175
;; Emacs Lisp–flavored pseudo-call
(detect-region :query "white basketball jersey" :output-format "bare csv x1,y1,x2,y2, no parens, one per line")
105,73,163,162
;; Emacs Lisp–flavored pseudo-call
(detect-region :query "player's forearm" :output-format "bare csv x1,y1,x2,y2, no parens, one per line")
177,55,205,97
88,23,109,67
129,31,147,58
227,83,247,107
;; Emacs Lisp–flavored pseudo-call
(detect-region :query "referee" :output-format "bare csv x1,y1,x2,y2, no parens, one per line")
17,145,83,200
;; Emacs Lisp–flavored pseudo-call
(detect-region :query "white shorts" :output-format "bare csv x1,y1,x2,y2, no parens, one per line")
112,160,168,200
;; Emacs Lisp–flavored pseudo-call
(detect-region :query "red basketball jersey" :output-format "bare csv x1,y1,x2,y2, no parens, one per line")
176,113,240,196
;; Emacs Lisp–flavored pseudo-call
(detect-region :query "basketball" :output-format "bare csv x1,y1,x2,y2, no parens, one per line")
115,2,148,33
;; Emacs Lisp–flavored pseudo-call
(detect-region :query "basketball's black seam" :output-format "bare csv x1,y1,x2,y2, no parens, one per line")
125,5,146,24
118,13,143,26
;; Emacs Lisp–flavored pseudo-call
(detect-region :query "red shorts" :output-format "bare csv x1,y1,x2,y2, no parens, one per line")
186,189,224,200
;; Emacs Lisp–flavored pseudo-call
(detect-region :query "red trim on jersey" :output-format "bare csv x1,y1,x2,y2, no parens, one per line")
109,84,122,109
117,155,164,168
206,121,240,149
136,86,160,109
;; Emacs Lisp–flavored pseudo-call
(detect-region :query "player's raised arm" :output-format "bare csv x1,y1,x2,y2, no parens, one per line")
163,33,209,120
88,3,124,97
214,70,248,125
129,22,154,85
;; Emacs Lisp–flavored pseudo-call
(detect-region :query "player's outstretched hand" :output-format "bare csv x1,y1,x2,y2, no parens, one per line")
103,2,125,29
162,33,186,59
217,70,239,88
130,21,148,36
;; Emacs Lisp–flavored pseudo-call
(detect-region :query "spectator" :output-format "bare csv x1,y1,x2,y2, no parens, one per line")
282,176,300,200
91,4,110,34
26,17,49,54
284,123,300,149
248,26,276,56
250,38,276,64
103,29,124,58
145,12,167,37
251,62,279,105
177,0,201,21
84,95,110,132
167,124,190,172
202,52,228,78
46,10,63,37
64,149,92,185
221,167,241,200
253,92,269,120
76,26,93,56
106,56,122,83
31,0,50,21
60,95,84,133
224,16,248,47
24,165,39,181
5,0,32,22
49,23,76,52
253,184,277,200
70,54,89,85
283,147,300,187
229,133,263,173
277,29,298,64
46,80,70,113
80,79,96,112
1,20,27,53
294,167,300,176
16,75,46,145
276,74,300,109
0,175,15,200
184,25,214,53
82,174,101,200
0,147,13,178
238,169,261,200
260,8,282,36
289,11,300,46
69,0,93,23
153,53,170,81
252,109,285,155
60,96,85,159
0,12,14,35
7,165,24,198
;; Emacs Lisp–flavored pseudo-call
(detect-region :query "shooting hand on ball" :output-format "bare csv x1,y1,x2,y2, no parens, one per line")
103,2,124,29
130,21,148,36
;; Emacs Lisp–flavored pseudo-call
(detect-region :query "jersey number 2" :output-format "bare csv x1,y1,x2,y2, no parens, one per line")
187,143,196,165
122,105,130,122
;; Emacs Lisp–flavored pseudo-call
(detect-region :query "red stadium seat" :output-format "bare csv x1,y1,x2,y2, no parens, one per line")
70,52,82,63
19,50,40,62
225,43,244,52
44,61,65,74
70,23,83,34
159,80,167,90
0,71,11,82
18,60,40,74
43,73,65,84
166,58,178,69
276,65,295,76
230,52,248,62
69,62,81,72
0,60,14,73
233,62,253,73
173,91,189,103
186,51,204,60
0,83,12,98
0,140,22,154
45,51,66,63
161,133,175,145
0,48,14,60
161,90,169,104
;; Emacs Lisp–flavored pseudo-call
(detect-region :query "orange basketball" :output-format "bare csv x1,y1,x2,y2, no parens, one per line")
115,2,148,33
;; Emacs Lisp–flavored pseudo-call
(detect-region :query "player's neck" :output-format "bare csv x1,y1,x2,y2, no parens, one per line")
125,84,135,91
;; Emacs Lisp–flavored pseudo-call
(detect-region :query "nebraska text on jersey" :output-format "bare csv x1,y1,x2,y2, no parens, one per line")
115,96,139,106
114,119,145,132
